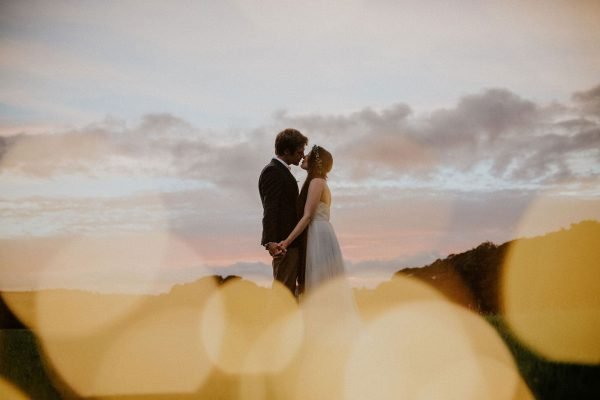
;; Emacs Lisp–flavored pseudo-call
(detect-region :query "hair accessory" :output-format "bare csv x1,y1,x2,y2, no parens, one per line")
313,144,323,175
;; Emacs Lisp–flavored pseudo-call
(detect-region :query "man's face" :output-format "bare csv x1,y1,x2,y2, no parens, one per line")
286,145,306,166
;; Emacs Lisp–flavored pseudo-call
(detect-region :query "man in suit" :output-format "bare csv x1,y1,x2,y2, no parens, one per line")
259,128,308,297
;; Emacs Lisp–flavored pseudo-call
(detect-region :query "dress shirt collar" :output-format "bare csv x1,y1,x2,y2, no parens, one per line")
275,156,291,170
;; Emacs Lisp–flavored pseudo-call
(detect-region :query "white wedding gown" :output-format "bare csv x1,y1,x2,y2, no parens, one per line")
302,199,361,346
305,201,346,291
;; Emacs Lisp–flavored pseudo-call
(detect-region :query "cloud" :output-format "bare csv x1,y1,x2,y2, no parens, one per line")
426,89,540,146
0,135,8,159
208,248,450,289
2,84,600,200
209,251,444,289
0,129,113,176
573,84,600,117
346,250,441,276
277,85,600,184
3,0,600,131
0,84,598,201
0,232,214,293
2,85,600,194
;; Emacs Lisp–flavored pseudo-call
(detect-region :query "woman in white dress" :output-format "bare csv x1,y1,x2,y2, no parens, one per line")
279,144,360,359
278,145,346,293
280,145,360,374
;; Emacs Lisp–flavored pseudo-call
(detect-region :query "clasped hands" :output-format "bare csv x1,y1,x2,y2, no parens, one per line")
266,241,290,258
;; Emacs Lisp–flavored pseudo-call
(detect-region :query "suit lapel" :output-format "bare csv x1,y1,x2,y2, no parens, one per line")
272,158,294,178
272,158,298,191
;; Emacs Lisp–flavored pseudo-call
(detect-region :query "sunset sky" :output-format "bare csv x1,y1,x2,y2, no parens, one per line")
1,0,599,292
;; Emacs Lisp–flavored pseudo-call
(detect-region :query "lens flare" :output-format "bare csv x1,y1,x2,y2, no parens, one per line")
345,300,524,400
28,277,218,397
285,277,362,400
201,279,302,374
0,378,29,400
2,290,145,338
1,232,207,338
300,277,362,345
501,220,600,363
239,373,269,400
92,307,212,396
416,356,532,400
354,274,447,321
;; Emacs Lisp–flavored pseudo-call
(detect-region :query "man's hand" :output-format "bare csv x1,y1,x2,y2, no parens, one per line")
266,242,286,258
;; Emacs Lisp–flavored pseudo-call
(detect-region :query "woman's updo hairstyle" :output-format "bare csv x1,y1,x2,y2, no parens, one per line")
306,144,333,179
297,145,333,217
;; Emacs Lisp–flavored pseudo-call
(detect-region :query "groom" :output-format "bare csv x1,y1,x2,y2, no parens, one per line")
259,128,308,297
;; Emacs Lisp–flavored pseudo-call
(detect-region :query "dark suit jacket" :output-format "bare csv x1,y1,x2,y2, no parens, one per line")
259,159,301,248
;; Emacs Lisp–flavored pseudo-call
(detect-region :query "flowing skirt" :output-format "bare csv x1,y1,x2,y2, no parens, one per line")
303,218,361,346
305,219,346,291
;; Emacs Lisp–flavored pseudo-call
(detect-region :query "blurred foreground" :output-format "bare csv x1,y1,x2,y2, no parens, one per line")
1,221,599,399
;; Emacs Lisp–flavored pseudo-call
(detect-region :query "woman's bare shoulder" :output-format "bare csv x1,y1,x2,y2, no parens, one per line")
309,177,326,186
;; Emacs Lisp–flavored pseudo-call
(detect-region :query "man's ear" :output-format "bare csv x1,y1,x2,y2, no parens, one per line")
279,150,291,161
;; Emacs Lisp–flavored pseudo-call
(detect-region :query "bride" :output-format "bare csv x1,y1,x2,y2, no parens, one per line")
278,144,347,293
279,144,360,353
280,145,360,398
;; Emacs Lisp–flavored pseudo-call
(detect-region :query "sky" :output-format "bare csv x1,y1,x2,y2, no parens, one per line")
1,0,599,292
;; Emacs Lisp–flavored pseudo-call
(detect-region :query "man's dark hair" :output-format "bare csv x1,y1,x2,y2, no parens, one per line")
275,128,308,156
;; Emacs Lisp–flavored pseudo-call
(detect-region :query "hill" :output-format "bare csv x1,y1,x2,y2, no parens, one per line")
396,220,600,315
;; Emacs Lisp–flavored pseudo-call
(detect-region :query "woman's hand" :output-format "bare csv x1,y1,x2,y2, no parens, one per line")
278,240,290,251
266,242,286,258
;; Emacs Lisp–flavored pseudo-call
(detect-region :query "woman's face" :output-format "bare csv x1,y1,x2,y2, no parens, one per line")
300,152,310,170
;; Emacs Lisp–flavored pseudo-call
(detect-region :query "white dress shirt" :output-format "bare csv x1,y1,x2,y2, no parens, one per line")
275,156,291,170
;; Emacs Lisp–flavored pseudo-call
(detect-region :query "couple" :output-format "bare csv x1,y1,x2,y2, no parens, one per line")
259,128,346,298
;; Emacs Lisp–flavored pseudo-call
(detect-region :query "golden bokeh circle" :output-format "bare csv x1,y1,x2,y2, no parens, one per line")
0,378,29,400
501,220,600,363
201,279,303,374
345,300,521,400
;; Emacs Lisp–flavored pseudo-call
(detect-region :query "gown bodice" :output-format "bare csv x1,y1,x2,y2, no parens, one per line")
312,201,330,222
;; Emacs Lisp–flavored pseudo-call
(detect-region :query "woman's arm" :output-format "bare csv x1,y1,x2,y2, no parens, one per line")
280,178,325,249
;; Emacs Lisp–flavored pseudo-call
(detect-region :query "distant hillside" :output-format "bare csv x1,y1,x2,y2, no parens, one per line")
396,220,600,315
